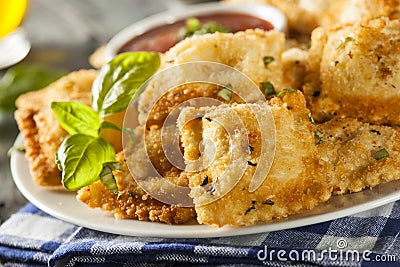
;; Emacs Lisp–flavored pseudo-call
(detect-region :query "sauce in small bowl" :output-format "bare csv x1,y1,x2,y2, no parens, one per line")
106,2,287,60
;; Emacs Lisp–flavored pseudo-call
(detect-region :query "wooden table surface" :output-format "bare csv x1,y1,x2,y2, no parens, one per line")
0,0,212,223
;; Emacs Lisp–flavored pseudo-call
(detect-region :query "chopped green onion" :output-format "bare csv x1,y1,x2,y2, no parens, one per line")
261,81,276,97
345,36,358,44
263,56,275,67
277,88,297,98
262,199,274,205
373,149,389,161
178,18,230,40
217,84,233,101
315,130,324,144
336,36,358,49
186,18,201,32
322,111,333,120
308,112,316,124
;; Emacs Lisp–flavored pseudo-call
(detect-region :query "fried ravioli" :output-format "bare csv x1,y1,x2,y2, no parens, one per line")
178,90,400,226
178,92,332,227
318,118,400,195
77,120,196,223
303,17,400,124
321,0,400,27
15,70,97,186
141,83,222,128
164,29,285,88
138,29,285,125
77,151,196,224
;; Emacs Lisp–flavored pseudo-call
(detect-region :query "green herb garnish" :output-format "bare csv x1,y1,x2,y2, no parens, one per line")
178,18,230,40
277,88,297,98
92,52,160,116
261,81,276,97
322,111,333,120
262,199,274,205
373,148,389,161
308,112,316,124
51,102,102,137
263,56,275,67
336,36,358,49
52,52,160,191
100,162,123,194
315,129,324,144
56,134,116,191
217,83,233,101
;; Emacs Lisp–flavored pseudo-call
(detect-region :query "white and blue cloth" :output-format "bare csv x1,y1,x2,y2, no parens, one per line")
0,202,399,266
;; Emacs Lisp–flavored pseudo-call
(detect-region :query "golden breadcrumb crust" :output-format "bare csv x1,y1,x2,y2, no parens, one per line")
318,118,400,194
77,153,196,224
138,29,285,125
14,70,97,186
304,17,400,124
321,0,400,27
179,92,332,227
164,29,285,88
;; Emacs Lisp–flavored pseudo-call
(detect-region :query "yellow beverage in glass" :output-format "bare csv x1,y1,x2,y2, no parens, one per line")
0,0,28,38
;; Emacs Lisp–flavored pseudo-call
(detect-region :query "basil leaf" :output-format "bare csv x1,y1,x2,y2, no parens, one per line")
100,162,123,194
51,101,101,137
57,134,116,191
92,52,160,116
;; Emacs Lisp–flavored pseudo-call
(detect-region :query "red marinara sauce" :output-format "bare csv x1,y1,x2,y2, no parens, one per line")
118,12,274,53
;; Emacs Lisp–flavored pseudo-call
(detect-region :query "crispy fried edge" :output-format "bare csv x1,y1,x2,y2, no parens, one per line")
14,69,97,187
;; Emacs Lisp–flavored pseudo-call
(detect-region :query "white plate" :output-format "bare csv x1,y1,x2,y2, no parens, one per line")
11,134,400,238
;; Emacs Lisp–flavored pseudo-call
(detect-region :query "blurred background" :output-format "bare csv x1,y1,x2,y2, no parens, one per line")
0,0,213,223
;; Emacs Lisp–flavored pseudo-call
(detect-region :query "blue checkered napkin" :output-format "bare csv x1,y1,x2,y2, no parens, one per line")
0,202,399,267
0,204,78,267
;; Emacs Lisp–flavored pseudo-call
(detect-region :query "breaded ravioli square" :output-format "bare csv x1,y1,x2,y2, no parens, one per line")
178,92,332,227
138,30,286,125
321,0,400,27
15,70,97,187
318,118,400,195
164,29,285,88
303,17,400,124
77,129,196,224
